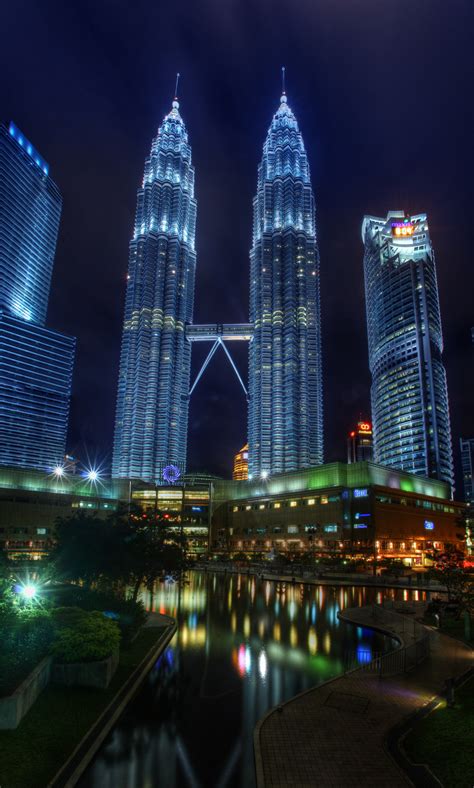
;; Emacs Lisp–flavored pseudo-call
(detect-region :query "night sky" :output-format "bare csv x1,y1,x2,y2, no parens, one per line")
1,1,473,486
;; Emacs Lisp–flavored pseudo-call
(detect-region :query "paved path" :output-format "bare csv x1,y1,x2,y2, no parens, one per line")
254,604,472,787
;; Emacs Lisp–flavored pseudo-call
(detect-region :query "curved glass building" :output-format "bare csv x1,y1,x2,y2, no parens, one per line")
113,98,197,482
362,211,453,487
248,91,323,478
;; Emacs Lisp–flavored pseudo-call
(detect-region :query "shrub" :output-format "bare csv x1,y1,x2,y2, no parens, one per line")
54,587,147,641
51,611,120,664
0,611,55,696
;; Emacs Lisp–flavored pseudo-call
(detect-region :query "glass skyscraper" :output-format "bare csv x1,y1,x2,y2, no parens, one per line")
248,91,323,477
460,438,474,504
0,122,61,326
362,211,453,486
113,98,197,482
0,121,75,471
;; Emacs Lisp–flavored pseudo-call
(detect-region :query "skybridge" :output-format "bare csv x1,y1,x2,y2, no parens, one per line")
186,323,254,399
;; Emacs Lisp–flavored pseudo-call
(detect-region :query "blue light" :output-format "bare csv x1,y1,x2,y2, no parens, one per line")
424,520,435,530
354,488,368,498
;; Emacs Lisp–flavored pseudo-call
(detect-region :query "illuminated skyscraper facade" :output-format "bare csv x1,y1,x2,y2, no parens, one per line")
113,99,197,482
0,122,61,326
233,443,249,481
248,92,323,477
362,212,453,487
460,438,474,504
0,121,75,471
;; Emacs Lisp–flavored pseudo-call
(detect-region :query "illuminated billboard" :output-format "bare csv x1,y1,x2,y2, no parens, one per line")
391,220,414,238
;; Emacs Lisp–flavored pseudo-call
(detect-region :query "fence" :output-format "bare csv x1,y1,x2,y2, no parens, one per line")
343,604,431,678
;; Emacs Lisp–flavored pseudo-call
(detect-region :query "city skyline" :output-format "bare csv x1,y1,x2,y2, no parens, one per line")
1,1,472,485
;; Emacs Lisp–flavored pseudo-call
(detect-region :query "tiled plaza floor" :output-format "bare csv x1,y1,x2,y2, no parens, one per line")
254,604,473,787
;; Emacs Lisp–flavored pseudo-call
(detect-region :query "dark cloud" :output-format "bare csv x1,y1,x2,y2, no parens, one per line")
1,0,473,485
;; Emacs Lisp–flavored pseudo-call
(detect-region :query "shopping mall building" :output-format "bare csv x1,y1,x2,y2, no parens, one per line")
0,462,466,568
210,462,465,568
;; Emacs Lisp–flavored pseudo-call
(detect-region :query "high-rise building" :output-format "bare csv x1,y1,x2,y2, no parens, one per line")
233,443,249,481
248,89,323,477
113,97,197,483
362,212,453,487
460,438,474,504
347,420,373,463
0,122,61,326
0,121,75,472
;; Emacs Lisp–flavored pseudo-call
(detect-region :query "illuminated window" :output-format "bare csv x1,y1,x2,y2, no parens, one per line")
290,501,297,508
321,496,328,505
307,498,315,505
259,504,266,510
245,505,251,511
273,502,281,509
232,506,238,512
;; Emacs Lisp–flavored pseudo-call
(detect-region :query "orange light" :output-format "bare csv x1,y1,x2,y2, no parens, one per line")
350,431,355,438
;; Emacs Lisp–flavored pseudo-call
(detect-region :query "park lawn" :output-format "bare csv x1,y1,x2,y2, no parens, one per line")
0,625,169,788
404,674,474,788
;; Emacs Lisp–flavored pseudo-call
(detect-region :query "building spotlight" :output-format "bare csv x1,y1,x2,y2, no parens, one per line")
261,470,269,480
53,465,65,478
86,469,99,482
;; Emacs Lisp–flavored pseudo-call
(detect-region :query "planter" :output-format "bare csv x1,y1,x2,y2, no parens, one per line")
52,650,119,689
0,656,52,730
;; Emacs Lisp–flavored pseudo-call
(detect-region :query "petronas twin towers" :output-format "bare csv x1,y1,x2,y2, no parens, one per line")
112,87,323,483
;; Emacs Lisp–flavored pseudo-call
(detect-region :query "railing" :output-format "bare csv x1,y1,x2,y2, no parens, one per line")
342,604,431,678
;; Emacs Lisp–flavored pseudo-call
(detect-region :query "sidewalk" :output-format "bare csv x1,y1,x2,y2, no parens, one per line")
254,604,472,787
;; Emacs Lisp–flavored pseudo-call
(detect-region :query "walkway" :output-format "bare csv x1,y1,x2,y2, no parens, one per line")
254,603,472,787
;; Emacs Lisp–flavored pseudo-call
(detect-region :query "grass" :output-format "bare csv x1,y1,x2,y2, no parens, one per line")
424,612,474,647
0,625,168,788
404,675,474,788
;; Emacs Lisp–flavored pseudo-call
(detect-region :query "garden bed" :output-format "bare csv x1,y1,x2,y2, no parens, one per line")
0,625,171,788
404,674,474,787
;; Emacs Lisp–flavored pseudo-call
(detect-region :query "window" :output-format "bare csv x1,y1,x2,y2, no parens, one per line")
259,504,266,510
324,525,338,533
321,496,328,505
288,526,299,534
273,502,281,509
306,498,315,505
36,528,47,535
290,501,297,508
273,527,282,534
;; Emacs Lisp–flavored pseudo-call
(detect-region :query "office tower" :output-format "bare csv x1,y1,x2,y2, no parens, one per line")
0,122,61,326
113,97,197,483
248,89,323,477
362,212,453,486
233,443,249,481
347,420,373,463
460,438,474,504
0,122,75,472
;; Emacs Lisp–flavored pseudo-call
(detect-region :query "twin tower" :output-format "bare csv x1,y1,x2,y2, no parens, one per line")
112,89,323,483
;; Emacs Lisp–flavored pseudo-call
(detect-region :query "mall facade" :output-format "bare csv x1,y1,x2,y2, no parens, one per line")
211,462,464,568
0,462,465,568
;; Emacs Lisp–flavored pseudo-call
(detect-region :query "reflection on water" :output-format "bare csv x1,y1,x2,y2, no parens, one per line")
80,572,425,788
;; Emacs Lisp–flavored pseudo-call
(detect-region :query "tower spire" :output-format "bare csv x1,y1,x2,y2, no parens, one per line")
281,66,286,96
174,72,180,101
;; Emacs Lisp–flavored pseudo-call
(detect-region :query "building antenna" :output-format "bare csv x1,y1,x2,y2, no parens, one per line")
174,72,180,101
281,66,286,95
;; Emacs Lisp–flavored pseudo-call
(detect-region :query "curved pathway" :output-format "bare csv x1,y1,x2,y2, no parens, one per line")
254,603,472,787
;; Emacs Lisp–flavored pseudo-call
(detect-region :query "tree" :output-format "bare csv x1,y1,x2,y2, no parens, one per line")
427,545,473,615
51,506,190,599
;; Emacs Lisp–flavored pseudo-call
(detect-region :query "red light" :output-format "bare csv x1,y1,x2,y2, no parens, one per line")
350,431,356,437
